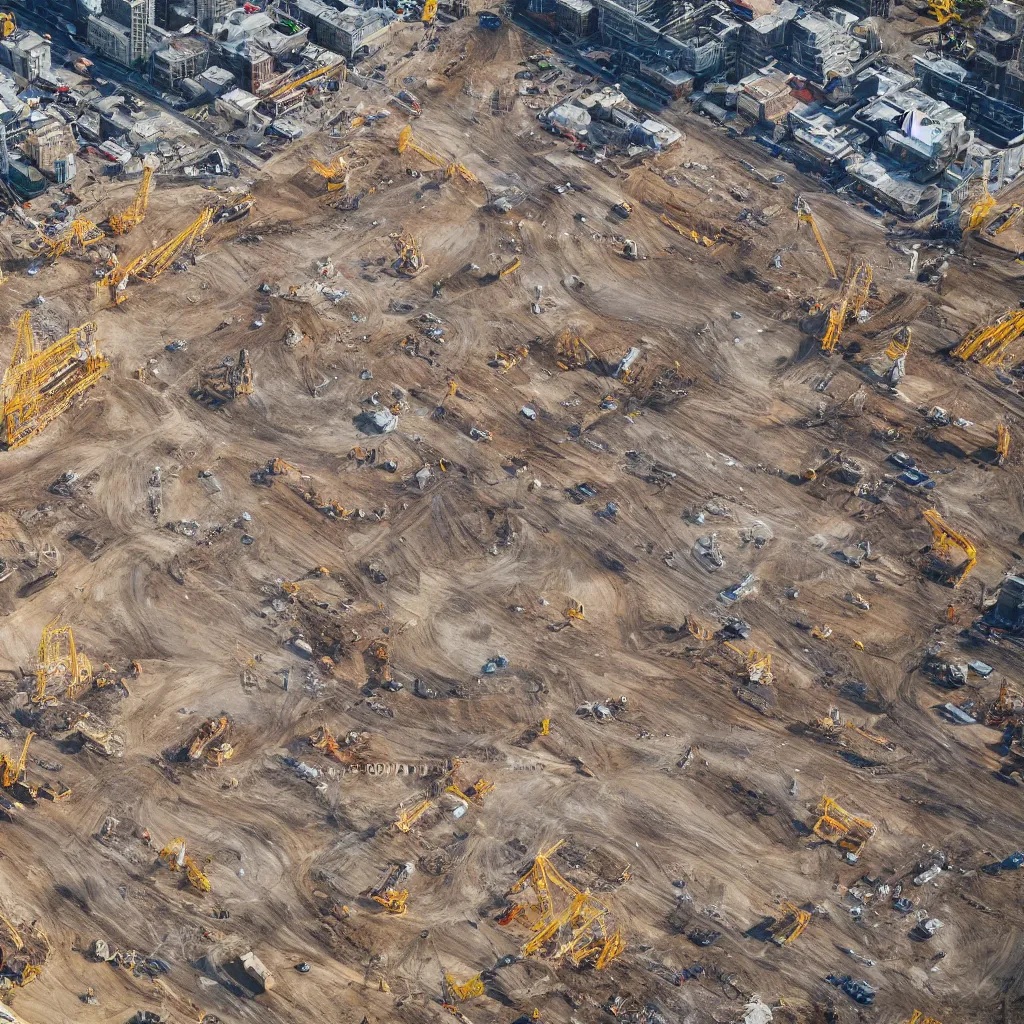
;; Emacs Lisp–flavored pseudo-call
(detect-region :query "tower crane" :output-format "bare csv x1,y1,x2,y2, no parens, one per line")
309,155,347,192
109,161,155,235
33,621,94,704
922,508,977,588
817,262,871,354
951,307,1024,366
98,207,214,305
796,199,837,279
2,312,107,449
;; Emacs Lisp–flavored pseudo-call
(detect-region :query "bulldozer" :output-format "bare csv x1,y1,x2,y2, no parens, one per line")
367,863,412,914
158,837,211,893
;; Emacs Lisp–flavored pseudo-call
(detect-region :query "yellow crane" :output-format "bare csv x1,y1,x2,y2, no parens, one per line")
38,217,104,262
397,124,446,168
660,212,717,247
391,797,433,834
309,155,347,192
922,509,977,588
996,423,1011,465
260,61,345,105
985,203,1022,236
0,732,33,789
33,621,94,704
964,182,995,233
767,901,812,945
423,0,438,21
98,206,214,305
555,327,600,371
442,972,484,1006
818,262,871,354
812,795,875,859
2,312,107,449
158,837,212,893
109,162,155,235
928,0,959,23
951,307,1024,366
498,256,521,278
0,12,16,37
796,201,837,279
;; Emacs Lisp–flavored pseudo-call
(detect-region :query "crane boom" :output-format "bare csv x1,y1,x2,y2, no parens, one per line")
922,509,977,588
951,308,1024,366
109,163,154,235
796,202,837,279
818,262,871,354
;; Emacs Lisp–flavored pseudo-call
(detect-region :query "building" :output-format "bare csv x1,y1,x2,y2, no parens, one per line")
87,16,134,67
24,119,72,177
101,0,148,61
0,30,50,82
313,8,395,61
151,37,209,89
554,0,597,39
197,0,237,30
737,70,796,123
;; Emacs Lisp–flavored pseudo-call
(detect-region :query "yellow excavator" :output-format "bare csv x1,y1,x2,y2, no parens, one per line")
922,508,977,588
309,155,347,192
767,901,812,945
391,797,433,834
0,732,33,790
442,971,484,1007
158,837,211,893
369,864,410,914
555,328,600,371
0,12,16,38
812,795,875,859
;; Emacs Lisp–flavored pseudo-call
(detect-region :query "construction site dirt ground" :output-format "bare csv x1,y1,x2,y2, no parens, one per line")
2,13,1024,1024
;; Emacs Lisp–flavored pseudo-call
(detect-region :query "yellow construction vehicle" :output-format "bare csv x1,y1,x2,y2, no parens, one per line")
33,621,94,704
886,326,911,361
442,972,484,1006
660,212,717,247
98,206,215,306
0,908,49,991
498,256,521,278
985,203,1022,236
309,155,347,192
193,348,254,404
904,1014,943,1024
927,0,959,23
446,161,478,183
37,217,104,262
952,307,1024,366
446,776,495,806
390,231,424,276
812,795,875,859
686,617,714,642
391,797,433,834
2,313,108,450
259,61,345,111
555,327,601,371
796,200,837,279
368,864,411,914
423,0,438,21
818,262,871,354
538,718,550,736
494,343,529,372
812,707,892,749
0,12,16,37
0,732,33,790
397,124,446,168
767,901,812,945
158,837,212,893
184,716,229,763
995,423,1011,465
963,183,995,233
922,508,977,588
109,162,155,235
565,600,585,622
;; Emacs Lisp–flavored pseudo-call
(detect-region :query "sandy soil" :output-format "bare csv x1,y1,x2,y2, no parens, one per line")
0,11,1023,1024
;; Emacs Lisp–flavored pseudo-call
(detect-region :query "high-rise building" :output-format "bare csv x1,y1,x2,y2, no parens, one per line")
100,0,147,62
197,0,237,30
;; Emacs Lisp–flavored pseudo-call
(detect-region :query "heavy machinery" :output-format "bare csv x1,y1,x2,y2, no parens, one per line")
659,212,717,247
0,732,33,791
309,155,347,192
423,0,438,21
109,162,155,235
812,795,876,860
98,206,215,306
258,61,345,112
767,901,812,945
392,797,433,834
555,327,601,371
369,863,411,914
801,448,842,483
987,682,1024,725
951,308,1024,366
963,183,995,233
65,714,123,757
884,326,911,386
927,0,959,24
390,232,424,277
37,217,104,262
446,775,495,806
817,262,872,354
310,724,367,767
184,716,230,763
497,256,521,279
494,343,529,372
192,349,254,405
159,837,211,893
922,508,977,588
985,203,1022,236
0,908,49,992
441,972,484,1006
2,313,108,449
811,707,893,749
397,124,445,168
686,617,714,642
33,621,93,704
0,12,16,37
565,600,585,622
796,199,837,279
446,161,478,183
